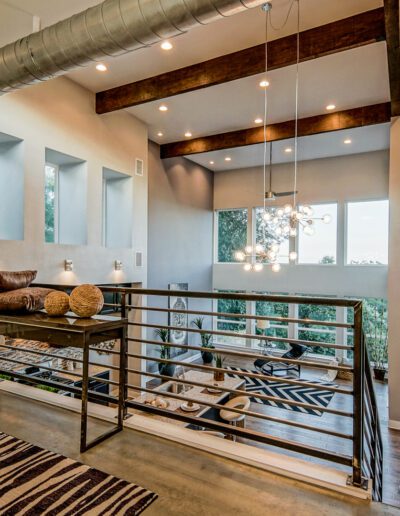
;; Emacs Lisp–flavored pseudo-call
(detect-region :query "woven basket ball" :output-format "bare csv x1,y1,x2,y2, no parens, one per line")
70,284,104,318
44,291,70,316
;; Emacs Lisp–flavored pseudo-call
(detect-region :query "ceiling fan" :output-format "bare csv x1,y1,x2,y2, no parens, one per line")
265,142,298,201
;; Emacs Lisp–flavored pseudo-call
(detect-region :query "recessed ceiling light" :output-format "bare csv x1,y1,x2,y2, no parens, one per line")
326,104,336,111
259,79,270,88
225,157,232,162
254,118,263,124
159,105,168,112
161,41,173,50
284,147,293,153
157,132,163,137
209,161,214,165
184,132,192,138
344,138,352,144
96,63,107,72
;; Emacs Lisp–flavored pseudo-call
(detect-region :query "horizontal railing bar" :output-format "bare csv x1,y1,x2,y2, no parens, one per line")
127,339,352,372
0,342,84,363
0,356,119,387
130,321,352,351
127,369,353,439
128,338,353,393
103,303,353,329
126,382,352,439
98,286,362,308
126,354,353,418
0,367,116,404
125,398,353,466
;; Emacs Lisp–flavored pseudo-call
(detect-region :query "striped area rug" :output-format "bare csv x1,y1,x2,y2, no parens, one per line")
0,433,157,515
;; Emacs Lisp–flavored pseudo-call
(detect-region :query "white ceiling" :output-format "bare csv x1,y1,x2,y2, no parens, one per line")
0,0,389,169
185,123,390,171
130,42,389,144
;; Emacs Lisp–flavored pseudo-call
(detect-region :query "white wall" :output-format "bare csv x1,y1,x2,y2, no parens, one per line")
388,117,400,427
0,76,148,286
213,150,389,298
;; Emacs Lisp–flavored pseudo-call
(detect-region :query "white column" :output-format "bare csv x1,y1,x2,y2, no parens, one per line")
388,116,400,429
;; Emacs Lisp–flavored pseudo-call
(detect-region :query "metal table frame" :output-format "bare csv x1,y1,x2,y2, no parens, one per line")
0,312,127,452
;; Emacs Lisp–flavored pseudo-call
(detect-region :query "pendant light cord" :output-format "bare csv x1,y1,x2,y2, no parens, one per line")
262,6,270,213
293,0,300,209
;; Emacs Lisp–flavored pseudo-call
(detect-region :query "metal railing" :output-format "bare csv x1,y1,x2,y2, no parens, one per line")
0,285,383,499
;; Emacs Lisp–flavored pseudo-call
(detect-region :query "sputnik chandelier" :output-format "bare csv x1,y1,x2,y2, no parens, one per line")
235,0,331,272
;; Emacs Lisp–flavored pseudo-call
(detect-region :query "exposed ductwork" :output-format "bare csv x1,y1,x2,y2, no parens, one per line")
0,0,264,93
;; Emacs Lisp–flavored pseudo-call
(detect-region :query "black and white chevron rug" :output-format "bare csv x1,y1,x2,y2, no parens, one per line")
227,367,336,417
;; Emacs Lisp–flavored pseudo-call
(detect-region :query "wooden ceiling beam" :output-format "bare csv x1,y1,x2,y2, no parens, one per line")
384,0,400,116
96,8,385,114
159,103,391,158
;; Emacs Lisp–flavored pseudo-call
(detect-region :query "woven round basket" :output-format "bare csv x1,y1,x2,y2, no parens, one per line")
70,284,104,318
44,291,70,316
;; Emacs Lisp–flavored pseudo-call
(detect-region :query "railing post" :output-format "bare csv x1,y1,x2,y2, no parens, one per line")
351,301,365,488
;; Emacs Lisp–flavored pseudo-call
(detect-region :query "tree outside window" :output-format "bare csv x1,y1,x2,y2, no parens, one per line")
217,209,247,263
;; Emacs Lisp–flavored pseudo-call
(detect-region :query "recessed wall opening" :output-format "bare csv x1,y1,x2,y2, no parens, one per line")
102,167,133,248
45,148,87,246
0,132,24,241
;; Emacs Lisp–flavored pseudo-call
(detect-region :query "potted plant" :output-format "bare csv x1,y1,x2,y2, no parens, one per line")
214,354,226,382
367,306,388,381
154,328,176,378
191,317,215,364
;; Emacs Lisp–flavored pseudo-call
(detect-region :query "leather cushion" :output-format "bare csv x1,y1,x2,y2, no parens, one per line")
0,287,54,313
0,271,37,292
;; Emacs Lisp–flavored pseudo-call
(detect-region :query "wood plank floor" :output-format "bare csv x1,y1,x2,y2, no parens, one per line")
148,356,400,507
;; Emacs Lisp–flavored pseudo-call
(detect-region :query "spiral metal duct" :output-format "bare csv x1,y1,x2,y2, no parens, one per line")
0,0,264,93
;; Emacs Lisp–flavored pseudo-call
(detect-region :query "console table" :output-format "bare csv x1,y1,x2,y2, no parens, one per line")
0,312,127,452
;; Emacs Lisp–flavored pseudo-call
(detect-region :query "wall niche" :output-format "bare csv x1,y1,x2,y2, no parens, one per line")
102,167,133,248
0,132,24,241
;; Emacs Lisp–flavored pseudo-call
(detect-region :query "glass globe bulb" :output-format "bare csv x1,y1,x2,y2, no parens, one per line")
322,214,332,224
277,208,284,217
244,263,252,271
295,212,303,220
245,245,253,254
283,225,290,234
289,227,297,237
263,212,271,222
303,205,313,216
270,243,279,253
303,225,315,236
271,263,281,272
284,204,293,214
235,251,245,261
254,263,263,272
255,244,264,253
289,251,297,262
267,250,276,260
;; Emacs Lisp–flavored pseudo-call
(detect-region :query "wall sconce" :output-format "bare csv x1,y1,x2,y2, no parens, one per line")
114,260,123,271
64,259,74,272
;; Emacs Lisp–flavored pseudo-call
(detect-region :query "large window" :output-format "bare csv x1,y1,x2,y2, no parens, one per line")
217,209,247,263
255,207,289,263
298,203,337,264
297,298,336,356
346,200,389,265
45,164,58,243
216,293,247,347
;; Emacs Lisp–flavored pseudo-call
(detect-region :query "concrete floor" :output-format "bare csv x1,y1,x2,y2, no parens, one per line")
0,390,399,516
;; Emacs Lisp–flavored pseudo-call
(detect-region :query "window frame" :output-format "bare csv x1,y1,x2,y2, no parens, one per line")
344,198,389,267
214,207,248,264
44,162,59,244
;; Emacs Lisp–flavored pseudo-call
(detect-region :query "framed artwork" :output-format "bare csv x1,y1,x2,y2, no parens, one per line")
168,283,188,355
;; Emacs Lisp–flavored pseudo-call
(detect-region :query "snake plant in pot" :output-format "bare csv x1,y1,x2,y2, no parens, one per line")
154,328,176,378
191,317,215,364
